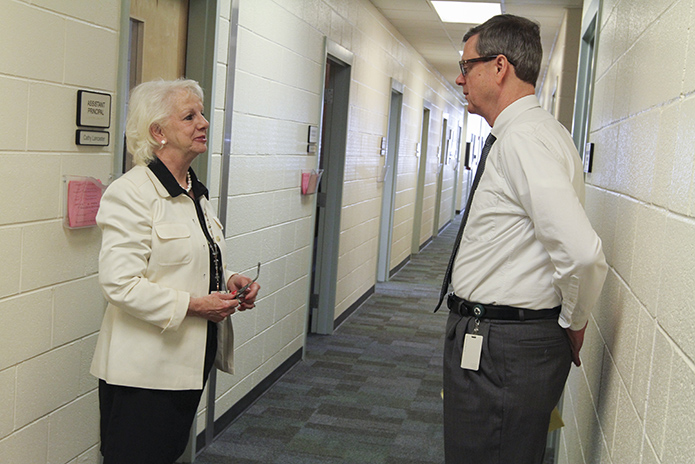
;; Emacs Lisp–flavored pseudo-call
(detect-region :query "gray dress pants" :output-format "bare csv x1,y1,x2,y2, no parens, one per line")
443,312,572,464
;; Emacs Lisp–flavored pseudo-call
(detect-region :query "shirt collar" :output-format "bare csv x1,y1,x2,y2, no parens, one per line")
147,157,209,199
490,94,540,139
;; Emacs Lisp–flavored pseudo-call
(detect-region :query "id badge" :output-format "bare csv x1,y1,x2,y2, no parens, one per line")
460,333,483,370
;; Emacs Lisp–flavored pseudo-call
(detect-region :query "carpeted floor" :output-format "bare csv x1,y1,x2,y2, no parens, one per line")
194,217,459,463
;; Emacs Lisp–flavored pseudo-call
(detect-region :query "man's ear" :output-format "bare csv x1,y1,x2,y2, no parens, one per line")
494,56,512,84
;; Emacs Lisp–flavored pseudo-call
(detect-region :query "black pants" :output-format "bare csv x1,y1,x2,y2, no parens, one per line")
99,321,217,464
443,313,572,464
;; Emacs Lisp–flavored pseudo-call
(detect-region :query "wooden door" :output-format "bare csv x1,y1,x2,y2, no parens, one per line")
124,0,189,172
130,0,189,83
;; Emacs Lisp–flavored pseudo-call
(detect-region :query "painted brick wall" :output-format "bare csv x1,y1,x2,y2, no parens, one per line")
0,1,120,462
200,0,466,433
558,0,695,462
0,0,467,461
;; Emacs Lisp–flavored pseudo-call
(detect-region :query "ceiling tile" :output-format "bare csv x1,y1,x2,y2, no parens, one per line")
369,0,581,90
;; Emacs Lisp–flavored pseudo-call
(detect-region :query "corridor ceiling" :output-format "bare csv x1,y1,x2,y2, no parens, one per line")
368,0,584,93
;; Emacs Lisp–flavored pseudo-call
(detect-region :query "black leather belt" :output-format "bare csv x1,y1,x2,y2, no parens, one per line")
447,293,560,321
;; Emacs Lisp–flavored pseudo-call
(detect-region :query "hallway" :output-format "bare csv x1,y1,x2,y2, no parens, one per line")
196,218,459,463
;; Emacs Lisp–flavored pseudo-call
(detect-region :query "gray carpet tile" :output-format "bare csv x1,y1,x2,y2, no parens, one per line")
195,217,460,463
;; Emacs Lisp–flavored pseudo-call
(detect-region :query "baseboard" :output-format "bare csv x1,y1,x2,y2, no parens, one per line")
334,285,375,330
438,220,451,234
195,284,377,450
389,256,410,278
196,348,303,451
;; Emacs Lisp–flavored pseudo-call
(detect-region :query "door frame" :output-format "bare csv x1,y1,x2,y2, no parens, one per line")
432,115,449,235
411,103,431,254
114,0,218,186
309,39,353,335
455,111,469,214
572,0,599,153
376,79,404,282
449,120,463,221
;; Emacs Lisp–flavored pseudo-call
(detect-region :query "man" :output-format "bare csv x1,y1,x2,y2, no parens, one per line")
437,14,607,464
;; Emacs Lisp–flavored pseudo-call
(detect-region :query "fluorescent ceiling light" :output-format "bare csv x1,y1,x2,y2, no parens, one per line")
432,1,501,24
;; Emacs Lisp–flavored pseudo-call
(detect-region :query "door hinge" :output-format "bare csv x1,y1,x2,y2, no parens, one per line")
317,192,327,208
310,293,320,309
324,88,334,104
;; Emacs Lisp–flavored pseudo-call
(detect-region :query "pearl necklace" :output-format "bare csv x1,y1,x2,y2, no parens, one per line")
184,172,192,192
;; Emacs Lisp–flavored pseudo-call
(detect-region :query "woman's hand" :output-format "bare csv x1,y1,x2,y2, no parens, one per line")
188,293,239,323
228,274,261,311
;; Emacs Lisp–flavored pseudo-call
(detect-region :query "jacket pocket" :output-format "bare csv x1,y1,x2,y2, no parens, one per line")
153,222,193,266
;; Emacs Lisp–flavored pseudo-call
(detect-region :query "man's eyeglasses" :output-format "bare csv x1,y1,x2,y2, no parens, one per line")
458,55,515,76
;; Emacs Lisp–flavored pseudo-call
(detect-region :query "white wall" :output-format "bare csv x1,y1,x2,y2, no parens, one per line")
208,0,324,422
558,0,695,462
209,0,466,423
0,0,120,462
6,0,695,463
538,8,582,131
0,0,465,461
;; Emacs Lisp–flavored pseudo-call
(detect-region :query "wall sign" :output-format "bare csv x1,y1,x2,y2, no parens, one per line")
76,130,110,146
77,90,111,128
307,125,318,153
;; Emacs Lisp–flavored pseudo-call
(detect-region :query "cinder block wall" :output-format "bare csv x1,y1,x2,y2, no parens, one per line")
0,0,466,462
211,0,465,422
0,1,119,462
559,0,695,462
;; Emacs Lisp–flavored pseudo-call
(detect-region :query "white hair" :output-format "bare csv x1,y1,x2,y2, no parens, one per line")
125,79,205,166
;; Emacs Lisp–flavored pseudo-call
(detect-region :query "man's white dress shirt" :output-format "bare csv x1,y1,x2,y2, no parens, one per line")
452,95,607,330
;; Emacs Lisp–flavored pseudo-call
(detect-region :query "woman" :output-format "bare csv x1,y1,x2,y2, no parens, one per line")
91,79,260,464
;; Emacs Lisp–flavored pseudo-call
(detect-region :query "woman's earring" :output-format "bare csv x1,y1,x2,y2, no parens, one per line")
160,139,167,148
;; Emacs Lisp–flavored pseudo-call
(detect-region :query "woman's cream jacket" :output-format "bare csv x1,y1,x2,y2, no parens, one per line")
90,165,234,390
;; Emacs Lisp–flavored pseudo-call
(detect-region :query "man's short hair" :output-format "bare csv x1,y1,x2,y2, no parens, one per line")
463,14,542,86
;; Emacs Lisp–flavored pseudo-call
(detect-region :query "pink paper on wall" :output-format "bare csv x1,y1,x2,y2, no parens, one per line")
66,178,104,228
301,171,311,194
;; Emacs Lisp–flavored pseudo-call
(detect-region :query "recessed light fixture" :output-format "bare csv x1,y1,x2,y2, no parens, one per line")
432,1,501,24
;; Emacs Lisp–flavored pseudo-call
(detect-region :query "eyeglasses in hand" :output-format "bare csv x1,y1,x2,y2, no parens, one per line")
236,262,261,301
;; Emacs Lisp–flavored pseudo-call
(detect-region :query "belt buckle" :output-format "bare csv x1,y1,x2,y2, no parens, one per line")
472,304,486,318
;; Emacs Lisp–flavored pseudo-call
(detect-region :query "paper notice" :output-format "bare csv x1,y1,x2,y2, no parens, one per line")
67,178,104,228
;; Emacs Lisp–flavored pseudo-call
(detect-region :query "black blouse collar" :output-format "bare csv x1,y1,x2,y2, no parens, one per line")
148,156,209,200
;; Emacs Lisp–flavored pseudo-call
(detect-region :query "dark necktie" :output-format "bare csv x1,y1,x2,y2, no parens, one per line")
434,133,496,312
